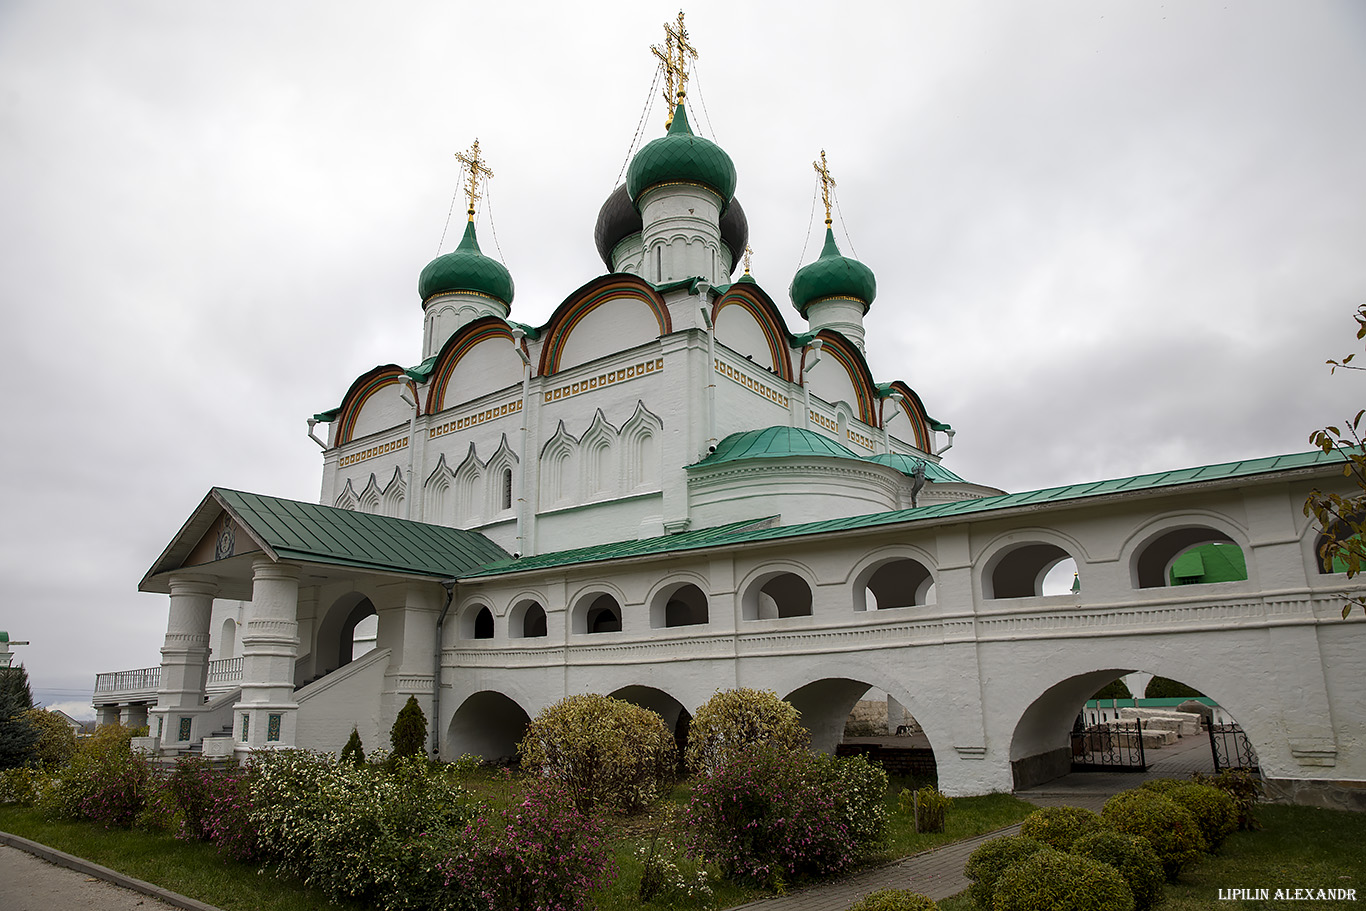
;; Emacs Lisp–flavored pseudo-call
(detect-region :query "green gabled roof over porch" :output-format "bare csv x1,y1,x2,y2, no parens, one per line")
140,488,509,592
464,449,1347,579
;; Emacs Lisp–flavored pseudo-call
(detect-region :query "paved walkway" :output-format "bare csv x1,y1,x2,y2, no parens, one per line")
734,733,1216,910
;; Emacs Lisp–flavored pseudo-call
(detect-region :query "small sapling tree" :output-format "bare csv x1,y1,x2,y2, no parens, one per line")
390,696,427,759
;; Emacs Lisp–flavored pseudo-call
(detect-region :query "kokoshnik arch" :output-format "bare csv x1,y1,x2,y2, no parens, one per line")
99,16,1366,809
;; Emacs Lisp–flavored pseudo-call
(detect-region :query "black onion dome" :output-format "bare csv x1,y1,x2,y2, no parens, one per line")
594,184,749,276
719,196,748,276
594,184,643,270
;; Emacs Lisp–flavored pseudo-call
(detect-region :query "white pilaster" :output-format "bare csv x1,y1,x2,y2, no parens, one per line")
234,558,302,753
153,573,216,750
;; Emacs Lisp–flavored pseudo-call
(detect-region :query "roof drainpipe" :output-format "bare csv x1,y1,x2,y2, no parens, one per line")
306,418,329,450
800,339,823,430
697,281,715,454
431,578,456,760
397,380,422,519
935,428,957,456
511,327,531,558
880,391,906,454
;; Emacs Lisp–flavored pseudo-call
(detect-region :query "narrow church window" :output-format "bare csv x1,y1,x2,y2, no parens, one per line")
656,245,663,283
502,468,513,510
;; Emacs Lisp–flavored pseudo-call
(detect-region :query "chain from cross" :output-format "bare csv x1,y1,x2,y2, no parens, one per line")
743,244,754,275
651,11,698,127
455,139,495,221
814,149,836,227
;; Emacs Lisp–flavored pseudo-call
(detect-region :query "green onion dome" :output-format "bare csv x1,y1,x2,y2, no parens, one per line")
789,227,877,315
627,102,737,210
418,220,514,307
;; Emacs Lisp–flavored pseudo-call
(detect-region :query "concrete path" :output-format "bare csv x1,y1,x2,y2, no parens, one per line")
0,833,221,911
734,733,1217,910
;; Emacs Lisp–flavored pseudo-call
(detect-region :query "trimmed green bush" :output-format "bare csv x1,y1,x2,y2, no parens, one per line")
897,785,952,833
685,688,808,776
1102,789,1206,879
519,693,675,812
1071,829,1164,911
1191,768,1262,830
390,696,428,759
1018,805,1102,850
963,835,1050,910
340,727,365,766
992,848,1135,911
847,888,938,911
1163,782,1238,850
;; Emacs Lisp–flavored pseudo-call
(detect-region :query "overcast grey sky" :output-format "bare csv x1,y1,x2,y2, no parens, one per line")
2,1,1363,716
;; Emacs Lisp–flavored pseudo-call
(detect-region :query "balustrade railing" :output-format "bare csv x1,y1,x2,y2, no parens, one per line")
207,657,243,686
94,666,160,695
94,657,245,699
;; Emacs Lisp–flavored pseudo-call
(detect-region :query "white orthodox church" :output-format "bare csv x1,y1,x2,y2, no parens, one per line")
98,19,1366,807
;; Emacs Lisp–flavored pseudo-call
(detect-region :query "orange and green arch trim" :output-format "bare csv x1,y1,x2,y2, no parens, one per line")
538,275,672,376
813,330,878,426
425,317,518,414
712,284,794,382
335,365,408,446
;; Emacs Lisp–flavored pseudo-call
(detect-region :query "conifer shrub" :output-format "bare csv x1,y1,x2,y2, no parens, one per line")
1191,768,1262,830
1018,805,1103,850
991,849,1135,911
1144,780,1237,850
846,888,939,911
519,693,675,812
1071,829,1164,911
390,696,428,759
685,743,875,889
341,727,366,766
684,687,808,776
446,778,613,911
964,835,1050,910
1101,789,1206,880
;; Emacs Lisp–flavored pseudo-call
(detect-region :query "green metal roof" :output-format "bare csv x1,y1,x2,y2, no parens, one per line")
214,489,508,577
627,102,737,207
790,227,877,314
692,426,863,467
464,449,1346,579
865,452,966,483
467,517,778,577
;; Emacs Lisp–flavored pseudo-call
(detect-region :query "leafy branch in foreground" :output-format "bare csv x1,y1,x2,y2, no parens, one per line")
1305,302,1366,617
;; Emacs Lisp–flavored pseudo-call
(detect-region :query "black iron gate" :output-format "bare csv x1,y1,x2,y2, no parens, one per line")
1208,723,1258,772
1071,721,1148,772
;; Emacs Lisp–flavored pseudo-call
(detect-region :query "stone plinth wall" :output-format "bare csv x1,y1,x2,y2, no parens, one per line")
836,743,938,781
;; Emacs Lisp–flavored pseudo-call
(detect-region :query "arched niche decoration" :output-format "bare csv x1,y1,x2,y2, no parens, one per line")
538,275,672,376
882,380,934,452
334,365,411,446
425,316,520,414
811,330,878,426
711,284,793,382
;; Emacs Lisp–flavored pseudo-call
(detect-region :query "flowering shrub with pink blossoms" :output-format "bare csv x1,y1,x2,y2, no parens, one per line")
47,725,153,828
684,743,887,889
444,778,614,911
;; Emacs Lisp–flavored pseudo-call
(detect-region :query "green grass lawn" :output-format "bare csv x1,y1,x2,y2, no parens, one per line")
938,803,1366,911
0,806,365,911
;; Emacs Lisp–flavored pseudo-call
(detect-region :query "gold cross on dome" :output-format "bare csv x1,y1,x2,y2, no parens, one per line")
651,10,698,127
455,139,495,221
813,149,836,227
743,244,754,275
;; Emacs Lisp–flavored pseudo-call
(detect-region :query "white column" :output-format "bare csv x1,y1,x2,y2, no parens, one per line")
235,558,301,753
153,572,216,750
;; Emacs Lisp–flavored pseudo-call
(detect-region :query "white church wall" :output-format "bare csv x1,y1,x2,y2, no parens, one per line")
555,297,666,372
348,382,411,443
430,335,524,410
712,352,796,438
715,304,784,373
